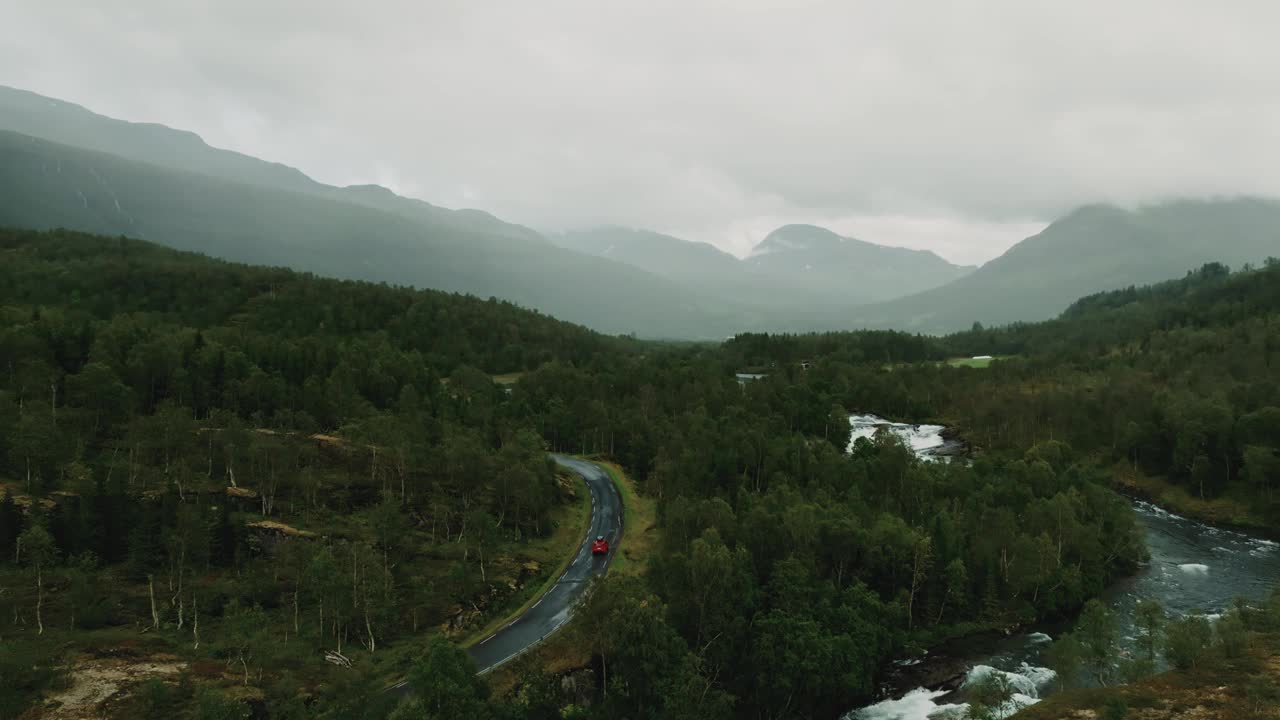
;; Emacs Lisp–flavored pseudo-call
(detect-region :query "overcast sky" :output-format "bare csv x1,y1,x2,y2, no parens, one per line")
5,1,1278,264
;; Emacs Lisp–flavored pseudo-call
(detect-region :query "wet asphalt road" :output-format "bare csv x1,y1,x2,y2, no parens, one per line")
467,455,622,672
386,455,622,698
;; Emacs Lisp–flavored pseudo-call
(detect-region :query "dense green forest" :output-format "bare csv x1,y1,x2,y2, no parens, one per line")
727,259,1280,529
950,260,1280,523
4,229,1276,719
0,228,1162,720
0,228,633,718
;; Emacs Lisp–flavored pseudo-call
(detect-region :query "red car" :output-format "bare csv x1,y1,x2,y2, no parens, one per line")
591,535,610,555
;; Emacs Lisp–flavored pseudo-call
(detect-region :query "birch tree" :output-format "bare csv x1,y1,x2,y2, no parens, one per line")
18,524,57,635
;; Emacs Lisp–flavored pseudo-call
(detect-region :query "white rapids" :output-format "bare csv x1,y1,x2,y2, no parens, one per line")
848,663,1055,720
847,414,952,460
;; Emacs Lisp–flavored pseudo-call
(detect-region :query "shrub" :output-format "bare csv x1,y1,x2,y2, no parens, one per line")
1215,612,1248,659
1165,614,1213,670
1102,697,1129,720
965,672,1014,720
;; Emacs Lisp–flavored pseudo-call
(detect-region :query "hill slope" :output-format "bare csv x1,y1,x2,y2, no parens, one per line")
0,226,621,716
0,85,543,244
852,200,1280,333
552,226,743,286
0,226,618,374
0,129,734,337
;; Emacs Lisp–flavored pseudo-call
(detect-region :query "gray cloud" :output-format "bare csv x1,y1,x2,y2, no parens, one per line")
5,1,1279,264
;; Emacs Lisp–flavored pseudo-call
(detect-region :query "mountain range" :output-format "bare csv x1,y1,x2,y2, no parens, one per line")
2,84,1278,337
550,224,972,321
746,224,973,303
850,200,1280,333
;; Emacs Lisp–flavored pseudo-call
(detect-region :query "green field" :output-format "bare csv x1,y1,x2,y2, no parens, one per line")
945,355,1012,368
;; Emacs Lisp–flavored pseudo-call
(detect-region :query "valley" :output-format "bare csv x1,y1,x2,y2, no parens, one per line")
2,46,1280,720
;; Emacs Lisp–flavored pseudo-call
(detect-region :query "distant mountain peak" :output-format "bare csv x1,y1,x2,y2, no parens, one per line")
750,223,963,268
1048,203,1130,228
752,224,848,255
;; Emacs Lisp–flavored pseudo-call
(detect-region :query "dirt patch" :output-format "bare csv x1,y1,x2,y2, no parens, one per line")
44,656,186,719
253,428,352,448
0,482,57,510
246,520,316,537
307,433,347,446
555,473,579,498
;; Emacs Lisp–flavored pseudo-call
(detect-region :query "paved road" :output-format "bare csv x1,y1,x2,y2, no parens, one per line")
387,455,622,698
467,456,622,672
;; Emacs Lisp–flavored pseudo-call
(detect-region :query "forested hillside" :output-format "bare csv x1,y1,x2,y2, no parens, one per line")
0,228,629,717
703,261,1280,716
730,258,1280,529
852,200,1280,333
0,228,1152,719
942,259,1280,529
0,128,734,338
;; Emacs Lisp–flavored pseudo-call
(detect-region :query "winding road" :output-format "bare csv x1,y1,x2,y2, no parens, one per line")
387,455,622,698
467,455,623,672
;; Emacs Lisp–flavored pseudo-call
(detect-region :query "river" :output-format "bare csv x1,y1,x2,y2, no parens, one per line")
844,415,1280,720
